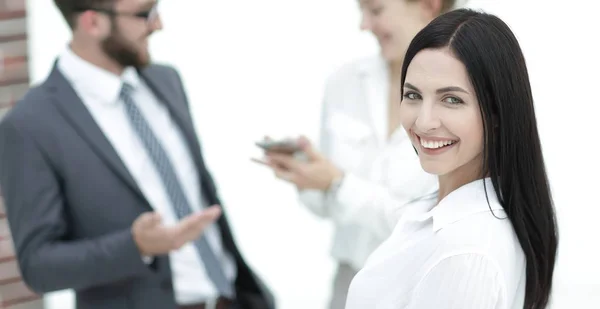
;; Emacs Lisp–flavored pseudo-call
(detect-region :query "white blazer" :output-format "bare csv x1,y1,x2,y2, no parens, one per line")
298,56,438,269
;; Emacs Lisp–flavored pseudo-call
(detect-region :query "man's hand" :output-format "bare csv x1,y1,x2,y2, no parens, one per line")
131,205,222,256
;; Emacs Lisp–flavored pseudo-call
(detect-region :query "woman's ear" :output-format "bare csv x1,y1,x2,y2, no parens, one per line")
419,0,444,19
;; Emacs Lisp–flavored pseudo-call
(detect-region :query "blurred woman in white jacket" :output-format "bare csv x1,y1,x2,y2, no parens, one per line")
259,1,464,308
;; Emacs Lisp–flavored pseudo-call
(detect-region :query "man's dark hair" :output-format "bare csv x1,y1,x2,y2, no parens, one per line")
54,0,116,29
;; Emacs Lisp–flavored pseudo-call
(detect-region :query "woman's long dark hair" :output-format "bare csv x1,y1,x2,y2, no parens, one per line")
400,9,558,309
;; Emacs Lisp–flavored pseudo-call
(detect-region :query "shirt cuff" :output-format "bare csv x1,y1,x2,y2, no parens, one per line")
331,172,365,213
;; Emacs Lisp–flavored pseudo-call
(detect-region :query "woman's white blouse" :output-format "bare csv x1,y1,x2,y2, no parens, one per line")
345,178,526,309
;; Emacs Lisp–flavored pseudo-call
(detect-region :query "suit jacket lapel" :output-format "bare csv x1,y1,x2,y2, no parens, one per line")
138,68,210,190
139,68,230,233
139,67,239,250
45,63,150,207
137,68,197,149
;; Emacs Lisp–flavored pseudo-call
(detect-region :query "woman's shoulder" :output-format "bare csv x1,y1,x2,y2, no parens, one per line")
434,199,517,250
431,179,524,263
432,198,526,284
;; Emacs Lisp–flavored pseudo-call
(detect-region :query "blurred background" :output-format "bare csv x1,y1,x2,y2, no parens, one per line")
1,0,599,308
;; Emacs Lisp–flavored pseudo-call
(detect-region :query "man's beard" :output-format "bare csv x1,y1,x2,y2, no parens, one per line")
101,24,151,69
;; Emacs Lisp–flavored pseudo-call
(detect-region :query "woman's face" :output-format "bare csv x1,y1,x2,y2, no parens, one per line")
399,48,484,179
359,0,433,63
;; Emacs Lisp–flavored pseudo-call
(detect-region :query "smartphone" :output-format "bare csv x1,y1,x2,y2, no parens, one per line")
255,139,301,154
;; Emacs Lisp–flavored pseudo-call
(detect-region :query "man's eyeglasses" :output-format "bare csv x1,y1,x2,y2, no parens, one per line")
74,4,159,25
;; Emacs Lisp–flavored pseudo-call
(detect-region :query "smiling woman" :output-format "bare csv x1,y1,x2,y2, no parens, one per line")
345,8,558,309
401,49,484,182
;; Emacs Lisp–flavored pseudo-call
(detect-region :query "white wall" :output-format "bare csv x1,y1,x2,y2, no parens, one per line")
26,0,600,308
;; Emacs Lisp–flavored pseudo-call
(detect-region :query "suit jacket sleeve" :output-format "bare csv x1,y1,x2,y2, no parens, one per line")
0,115,154,294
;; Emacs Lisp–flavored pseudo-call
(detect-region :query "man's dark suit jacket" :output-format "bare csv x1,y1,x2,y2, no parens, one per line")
0,62,275,309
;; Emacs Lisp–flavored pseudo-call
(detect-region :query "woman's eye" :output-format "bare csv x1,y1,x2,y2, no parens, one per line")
403,92,421,100
371,6,384,15
443,96,463,104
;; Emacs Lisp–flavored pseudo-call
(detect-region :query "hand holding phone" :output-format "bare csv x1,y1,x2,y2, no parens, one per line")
255,137,301,154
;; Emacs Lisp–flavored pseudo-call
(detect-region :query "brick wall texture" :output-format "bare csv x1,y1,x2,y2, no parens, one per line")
1,0,45,308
